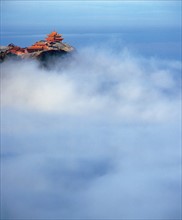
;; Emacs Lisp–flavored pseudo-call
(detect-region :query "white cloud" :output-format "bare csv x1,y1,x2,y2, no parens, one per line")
1,47,181,219
1,47,181,122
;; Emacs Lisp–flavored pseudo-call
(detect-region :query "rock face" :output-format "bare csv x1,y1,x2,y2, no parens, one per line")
0,31,75,62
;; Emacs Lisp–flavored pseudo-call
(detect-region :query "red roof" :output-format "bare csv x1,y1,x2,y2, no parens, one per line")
47,31,62,37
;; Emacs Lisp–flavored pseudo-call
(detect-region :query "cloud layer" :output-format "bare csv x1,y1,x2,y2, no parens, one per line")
1,47,181,219
1,47,181,122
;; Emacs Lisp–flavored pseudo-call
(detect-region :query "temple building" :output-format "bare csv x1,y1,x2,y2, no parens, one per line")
21,31,64,53
8,45,27,55
46,31,64,43
27,41,49,52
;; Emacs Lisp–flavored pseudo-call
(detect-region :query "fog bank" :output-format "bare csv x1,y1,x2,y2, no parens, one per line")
1,47,181,219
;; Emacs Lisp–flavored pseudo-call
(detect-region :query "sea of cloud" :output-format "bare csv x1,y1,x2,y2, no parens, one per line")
2,47,181,122
1,47,181,219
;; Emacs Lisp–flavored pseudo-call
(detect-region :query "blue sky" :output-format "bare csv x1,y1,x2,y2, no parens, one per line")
1,0,181,33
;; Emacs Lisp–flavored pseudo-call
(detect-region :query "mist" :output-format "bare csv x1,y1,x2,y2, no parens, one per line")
1,47,181,121
1,47,181,219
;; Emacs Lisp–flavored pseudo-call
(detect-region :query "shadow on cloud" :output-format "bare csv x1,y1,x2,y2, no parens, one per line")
1,47,181,219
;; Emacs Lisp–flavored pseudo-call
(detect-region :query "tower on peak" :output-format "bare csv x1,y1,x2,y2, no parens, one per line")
46,31,64,43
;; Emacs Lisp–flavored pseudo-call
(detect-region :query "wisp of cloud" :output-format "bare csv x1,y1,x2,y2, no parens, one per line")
1,46,181,219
